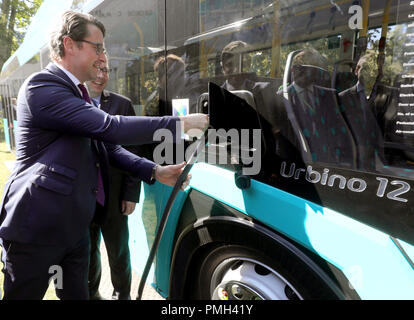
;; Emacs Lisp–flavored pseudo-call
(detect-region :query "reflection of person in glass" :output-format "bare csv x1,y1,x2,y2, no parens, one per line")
86,55,140,300
221,40,252,91
289,48,329,98
351,54,378,100
144,54,185,117
284,48,355,167
141,54,187,255
338,54,384,171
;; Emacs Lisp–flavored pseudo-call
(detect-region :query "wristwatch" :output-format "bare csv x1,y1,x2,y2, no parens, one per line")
151,164,159,183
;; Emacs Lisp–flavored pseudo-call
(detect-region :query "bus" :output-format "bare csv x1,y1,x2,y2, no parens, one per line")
1,0,414,300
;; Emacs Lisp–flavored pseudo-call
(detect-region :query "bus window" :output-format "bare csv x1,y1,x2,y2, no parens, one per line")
90,0,166,114
161,0,414,245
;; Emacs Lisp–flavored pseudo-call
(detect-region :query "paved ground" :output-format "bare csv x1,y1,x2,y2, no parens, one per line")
98,241,164,300
4,161,14,172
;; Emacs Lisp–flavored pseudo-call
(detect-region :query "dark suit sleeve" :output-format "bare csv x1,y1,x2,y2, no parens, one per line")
120,100,142,203
26,75,181,145
104,142,155,185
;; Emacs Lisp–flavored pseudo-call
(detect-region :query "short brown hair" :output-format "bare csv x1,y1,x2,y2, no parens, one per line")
154,54,185,77
221,41,249,63
292,48,328,69
49,10,105,62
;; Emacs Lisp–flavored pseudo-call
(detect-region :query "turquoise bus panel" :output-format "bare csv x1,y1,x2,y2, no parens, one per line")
185,163,414,300
128,181,189,298
3,119,11,152
396,239,414,270
129,162,414,299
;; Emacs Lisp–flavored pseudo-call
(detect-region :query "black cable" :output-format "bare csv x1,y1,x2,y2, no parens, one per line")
136,129,212,300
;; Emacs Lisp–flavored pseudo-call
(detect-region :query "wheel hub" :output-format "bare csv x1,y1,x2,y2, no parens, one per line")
210,259,302,300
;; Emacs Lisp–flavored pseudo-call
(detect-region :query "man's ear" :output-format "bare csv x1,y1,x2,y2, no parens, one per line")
63,36,76,56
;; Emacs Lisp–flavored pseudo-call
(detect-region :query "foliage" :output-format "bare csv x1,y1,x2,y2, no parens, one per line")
366,25,406,86
71,0,87,10
0,0,43,70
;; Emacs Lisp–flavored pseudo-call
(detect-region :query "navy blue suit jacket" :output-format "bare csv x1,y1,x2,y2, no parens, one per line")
0,63,179,246
98,90,142,210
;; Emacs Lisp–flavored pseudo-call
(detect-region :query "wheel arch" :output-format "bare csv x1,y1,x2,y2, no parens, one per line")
169,212,360,300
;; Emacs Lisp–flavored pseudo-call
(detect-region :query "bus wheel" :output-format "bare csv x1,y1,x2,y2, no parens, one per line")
190,244,334,300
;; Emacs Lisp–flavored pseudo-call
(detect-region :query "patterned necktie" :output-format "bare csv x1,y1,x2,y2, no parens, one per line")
78,84,105,206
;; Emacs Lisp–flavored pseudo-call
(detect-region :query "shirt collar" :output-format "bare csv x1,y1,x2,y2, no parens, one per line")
92,96,101,108
55,63,83,95
356,81,364,93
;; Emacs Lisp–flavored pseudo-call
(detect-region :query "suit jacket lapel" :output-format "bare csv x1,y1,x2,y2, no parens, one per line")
45,63,83,100
350,85,358,96
100,90,111,113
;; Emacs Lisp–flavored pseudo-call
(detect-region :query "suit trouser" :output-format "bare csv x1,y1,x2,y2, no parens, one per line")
0,235,90,300
88,212,131,298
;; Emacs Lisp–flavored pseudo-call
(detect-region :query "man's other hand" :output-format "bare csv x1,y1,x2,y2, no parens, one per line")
181,114,209,137
122,201,136,216
155,162,191,191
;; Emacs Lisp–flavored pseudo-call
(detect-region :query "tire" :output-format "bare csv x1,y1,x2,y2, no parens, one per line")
188,244,340,300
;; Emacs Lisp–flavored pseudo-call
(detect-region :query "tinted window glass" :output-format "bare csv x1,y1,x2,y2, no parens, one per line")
91,0,165,116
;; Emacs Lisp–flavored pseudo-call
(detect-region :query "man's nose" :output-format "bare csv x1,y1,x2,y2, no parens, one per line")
98,49,106,61
96,69,106,79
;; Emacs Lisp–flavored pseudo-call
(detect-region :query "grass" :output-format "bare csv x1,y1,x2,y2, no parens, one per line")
0,142,58,300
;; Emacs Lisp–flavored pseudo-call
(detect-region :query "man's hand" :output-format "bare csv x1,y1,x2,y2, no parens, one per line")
181,113,209,137
122,201,136,216
155,162,191,191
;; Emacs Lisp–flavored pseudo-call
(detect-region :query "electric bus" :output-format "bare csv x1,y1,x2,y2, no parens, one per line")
1,0,414,300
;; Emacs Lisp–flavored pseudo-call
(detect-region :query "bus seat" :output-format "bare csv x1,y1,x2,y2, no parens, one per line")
283,50,331,88
280,50,357,167
338,86,385,171
290,64,331,88
287,84,356,167
331,60,357,93
334,72,358,93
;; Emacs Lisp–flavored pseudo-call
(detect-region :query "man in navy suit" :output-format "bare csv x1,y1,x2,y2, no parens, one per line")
280,49,356,168
0,10,208,300
86,56,140,300
338,54,384,171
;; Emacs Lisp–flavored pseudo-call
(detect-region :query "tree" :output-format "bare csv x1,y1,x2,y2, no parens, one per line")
0,0,43,70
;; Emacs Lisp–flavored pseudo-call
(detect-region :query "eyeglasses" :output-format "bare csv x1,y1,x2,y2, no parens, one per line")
98,67,109,74
78,39,106,56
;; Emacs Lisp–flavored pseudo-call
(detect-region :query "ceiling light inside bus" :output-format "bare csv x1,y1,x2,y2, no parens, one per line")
368,10,383,18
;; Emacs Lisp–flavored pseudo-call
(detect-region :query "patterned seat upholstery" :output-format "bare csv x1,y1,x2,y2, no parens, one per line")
338,86,384,171
287,82,356,167
334,71,358,93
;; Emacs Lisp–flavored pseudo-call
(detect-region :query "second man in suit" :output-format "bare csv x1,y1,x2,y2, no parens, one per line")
86,55,138,300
